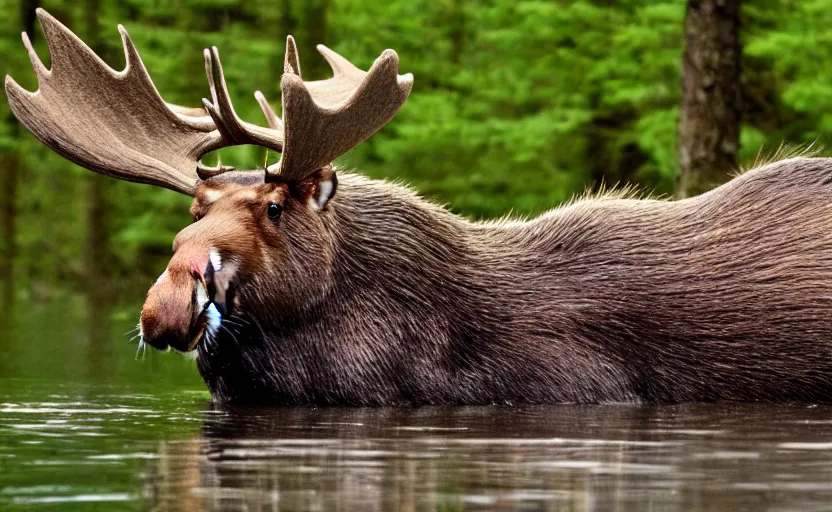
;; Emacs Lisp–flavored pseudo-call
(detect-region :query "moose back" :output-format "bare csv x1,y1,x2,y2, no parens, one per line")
7,10,832,405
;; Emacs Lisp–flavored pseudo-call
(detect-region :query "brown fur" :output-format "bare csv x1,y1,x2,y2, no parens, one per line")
23,11,828,405
139,156,832,405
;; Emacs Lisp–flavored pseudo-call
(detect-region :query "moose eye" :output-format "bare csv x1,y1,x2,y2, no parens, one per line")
267,203,283,221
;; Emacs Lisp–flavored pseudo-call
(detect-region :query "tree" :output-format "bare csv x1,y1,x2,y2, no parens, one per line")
676,0,742,198
0,0,40,310
81,0,115,353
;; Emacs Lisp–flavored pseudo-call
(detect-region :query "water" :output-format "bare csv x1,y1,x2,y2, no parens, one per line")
3,302,832,510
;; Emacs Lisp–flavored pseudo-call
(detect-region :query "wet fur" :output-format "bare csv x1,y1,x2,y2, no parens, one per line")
195,157,832,405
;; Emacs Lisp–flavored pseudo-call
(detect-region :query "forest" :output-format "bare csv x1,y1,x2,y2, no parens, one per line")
1,0,830,313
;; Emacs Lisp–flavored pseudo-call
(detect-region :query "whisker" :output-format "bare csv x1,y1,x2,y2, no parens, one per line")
205,329,215,355
220,323,240,345
127,321,143,345
226,313,251,329
224,317,248,331
249,315,268,340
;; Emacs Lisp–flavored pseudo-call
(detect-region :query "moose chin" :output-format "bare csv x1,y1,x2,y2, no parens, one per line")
9,9,832,406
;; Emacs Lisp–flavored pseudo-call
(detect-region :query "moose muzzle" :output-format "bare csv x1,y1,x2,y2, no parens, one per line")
140,248,234,352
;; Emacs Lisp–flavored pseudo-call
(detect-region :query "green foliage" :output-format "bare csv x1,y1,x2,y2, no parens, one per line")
0,0,829,299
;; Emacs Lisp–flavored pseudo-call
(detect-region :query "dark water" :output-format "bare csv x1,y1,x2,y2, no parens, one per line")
3,302,832,510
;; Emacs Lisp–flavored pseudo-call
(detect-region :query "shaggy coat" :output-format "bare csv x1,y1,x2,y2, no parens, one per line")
195,157,832,405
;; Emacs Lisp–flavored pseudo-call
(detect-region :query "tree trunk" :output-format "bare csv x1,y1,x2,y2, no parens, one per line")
84,1,109,290
273,1,330,83
280,0,298,43
300,0,330,80
0,140,19,311
1,0,40,310
82,0,113,355
676,0,742,198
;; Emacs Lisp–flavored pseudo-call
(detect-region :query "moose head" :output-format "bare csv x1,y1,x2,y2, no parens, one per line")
6,9,413,354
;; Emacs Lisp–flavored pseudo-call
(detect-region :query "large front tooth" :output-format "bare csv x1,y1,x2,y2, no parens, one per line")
195,279,209,310
209,248,222,272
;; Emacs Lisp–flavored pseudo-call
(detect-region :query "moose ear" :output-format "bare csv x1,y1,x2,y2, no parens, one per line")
298,165,338,211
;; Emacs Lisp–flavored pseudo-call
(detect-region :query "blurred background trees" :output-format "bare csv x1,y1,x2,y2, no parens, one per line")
1,0,831,312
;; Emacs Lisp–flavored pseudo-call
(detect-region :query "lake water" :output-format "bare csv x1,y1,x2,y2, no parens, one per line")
3,301,832,510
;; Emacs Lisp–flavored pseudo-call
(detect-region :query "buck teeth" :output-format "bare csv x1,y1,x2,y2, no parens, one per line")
196,280,209,308
209,248,222,271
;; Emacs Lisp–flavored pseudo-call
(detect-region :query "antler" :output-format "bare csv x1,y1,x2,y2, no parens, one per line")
200,46,286,164
265,36,414,181
5,9,412,193
4,9,284,195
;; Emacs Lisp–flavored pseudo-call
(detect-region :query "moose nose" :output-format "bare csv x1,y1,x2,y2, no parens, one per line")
140,253,210,352
140,249,236,353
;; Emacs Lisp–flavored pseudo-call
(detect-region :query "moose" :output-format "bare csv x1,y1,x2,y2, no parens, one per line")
7,10,832,405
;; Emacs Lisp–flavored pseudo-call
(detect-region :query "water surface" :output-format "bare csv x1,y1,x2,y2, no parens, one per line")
2,303,832,510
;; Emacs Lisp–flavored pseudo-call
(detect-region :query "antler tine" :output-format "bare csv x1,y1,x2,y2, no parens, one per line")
168,104,209,117
196,157,236,180
21,30,48,78
284,35,301,76
5,9,229,196
267,43,413,181
121,25,214,128
201,46,284,158
254,91,283,130
316,44,364,81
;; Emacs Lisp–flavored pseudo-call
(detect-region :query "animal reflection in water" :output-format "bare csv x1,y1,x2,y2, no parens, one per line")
140,405,832,510
8,9,832,405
